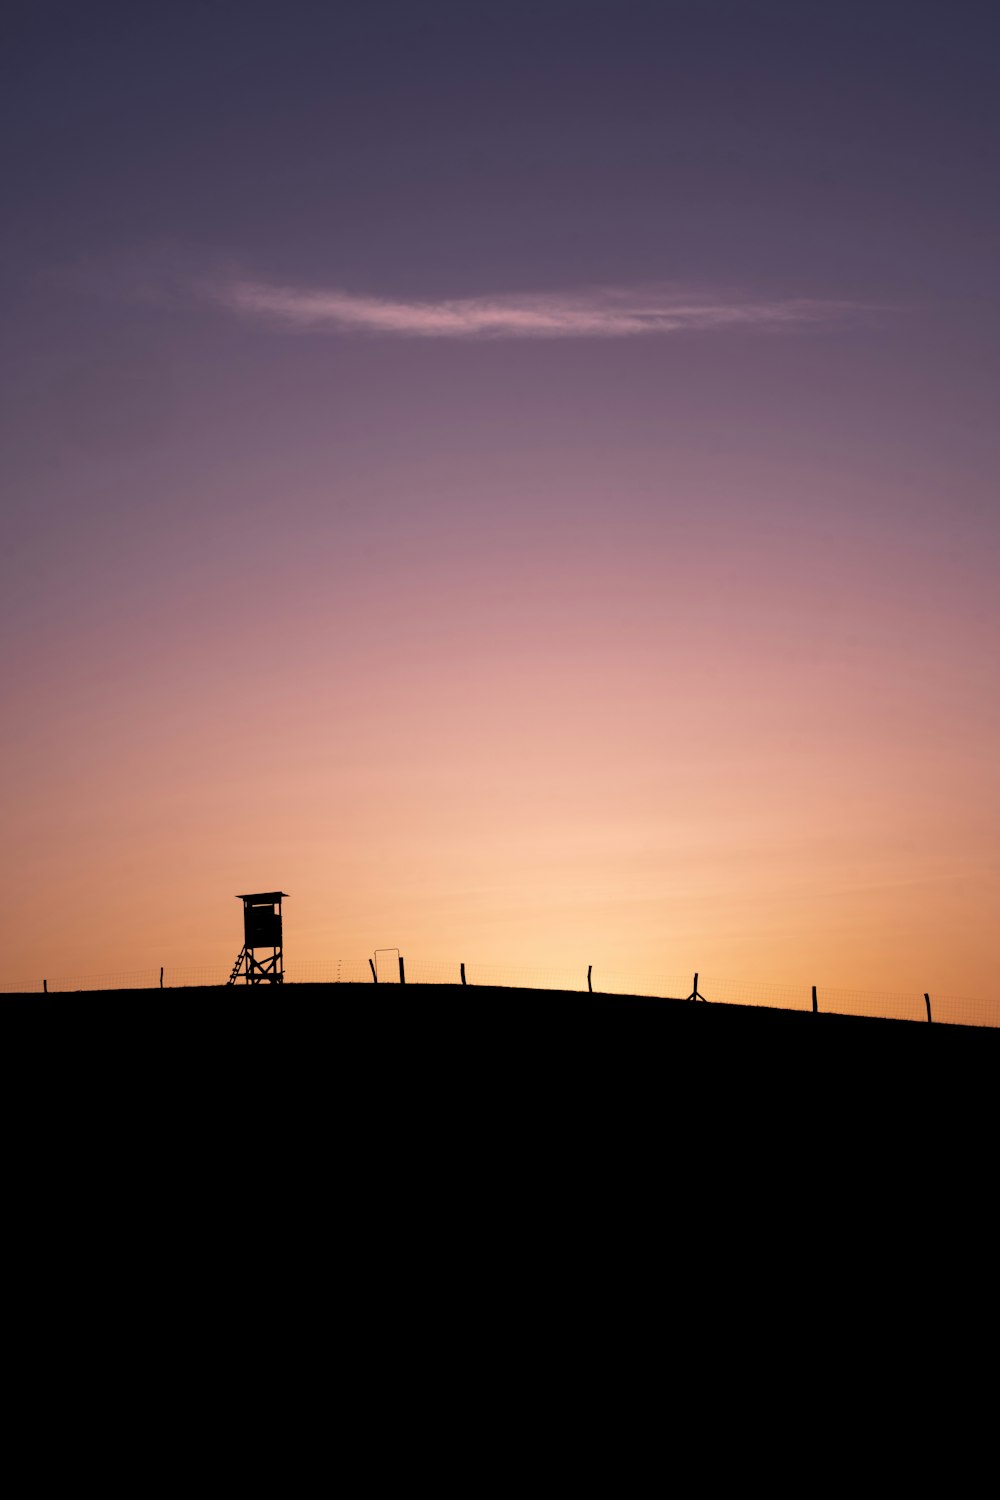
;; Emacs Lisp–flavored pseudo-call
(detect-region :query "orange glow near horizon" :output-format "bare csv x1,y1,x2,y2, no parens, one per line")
5,455,997,1020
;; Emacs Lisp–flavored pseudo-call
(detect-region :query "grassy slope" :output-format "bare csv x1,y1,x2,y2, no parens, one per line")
3,983,991,1238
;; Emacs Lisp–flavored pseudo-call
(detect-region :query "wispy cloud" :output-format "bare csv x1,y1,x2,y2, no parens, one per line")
207,276,855,339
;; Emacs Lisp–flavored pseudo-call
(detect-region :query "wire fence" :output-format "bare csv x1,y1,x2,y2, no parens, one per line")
1,956,997,1029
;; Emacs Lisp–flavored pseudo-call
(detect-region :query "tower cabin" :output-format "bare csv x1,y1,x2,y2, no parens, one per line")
227,891,288,985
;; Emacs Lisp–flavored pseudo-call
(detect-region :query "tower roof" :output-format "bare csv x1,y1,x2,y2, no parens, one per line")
236,891,289,902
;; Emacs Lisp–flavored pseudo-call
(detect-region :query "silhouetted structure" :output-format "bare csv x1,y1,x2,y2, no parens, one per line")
228,892,288,985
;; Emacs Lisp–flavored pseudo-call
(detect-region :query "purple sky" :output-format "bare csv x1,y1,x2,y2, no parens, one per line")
3,1,999,1007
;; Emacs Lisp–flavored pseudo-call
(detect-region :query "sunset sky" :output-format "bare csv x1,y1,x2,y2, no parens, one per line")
3,1,998,1007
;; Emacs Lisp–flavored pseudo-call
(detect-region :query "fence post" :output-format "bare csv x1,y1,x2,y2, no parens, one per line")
924,992,932,1024
399,955,406,986
369,958,378,984
160,966,164,989
812,984,818,1014
588,964,593,993
461,962,466,986
43,979,47,994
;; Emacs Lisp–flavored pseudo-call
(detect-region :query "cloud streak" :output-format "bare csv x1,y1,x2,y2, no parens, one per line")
209,277,855,339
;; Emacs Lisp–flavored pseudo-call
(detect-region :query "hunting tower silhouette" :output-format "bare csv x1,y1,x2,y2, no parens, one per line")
228,891,288,985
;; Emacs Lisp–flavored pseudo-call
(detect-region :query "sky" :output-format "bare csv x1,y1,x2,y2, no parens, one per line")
2,0,999,1007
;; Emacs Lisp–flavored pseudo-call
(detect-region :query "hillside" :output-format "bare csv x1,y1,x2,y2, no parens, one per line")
4,979,993,1085
4,981,994,1182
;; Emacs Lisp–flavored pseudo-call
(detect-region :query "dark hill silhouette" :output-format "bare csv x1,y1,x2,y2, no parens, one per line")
4,981,992,1225
3,978,993,1038
4,981,993,1111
